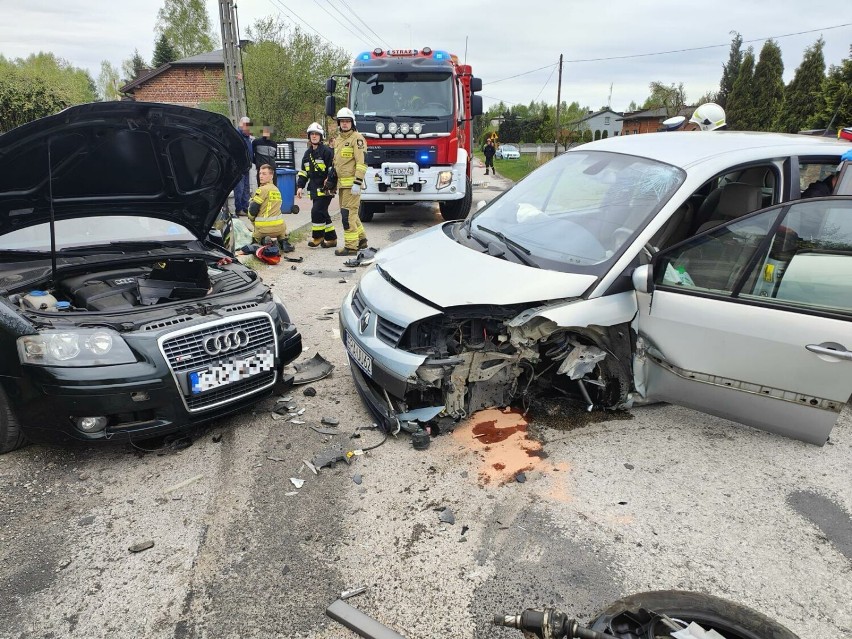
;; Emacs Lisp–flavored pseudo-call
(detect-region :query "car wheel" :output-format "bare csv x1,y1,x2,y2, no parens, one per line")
439,177,473,221
358,202,376,222
0,385,26,454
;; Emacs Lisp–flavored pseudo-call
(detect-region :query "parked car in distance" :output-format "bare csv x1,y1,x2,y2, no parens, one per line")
496,144,520,160
0,102,302,453
340,131,851,446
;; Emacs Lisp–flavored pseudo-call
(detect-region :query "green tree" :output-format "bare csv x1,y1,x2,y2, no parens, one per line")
727,47,756,130
776,38,825,133
155,0,217,59
717,31,743,109
152,33,179,67
0,52,96,107
626,100,638,112
242,18,349,137
0,70,68,132
97,61,122,101
751,39,785,131
808,55,852,131
643,81,687,116
122,49,149,82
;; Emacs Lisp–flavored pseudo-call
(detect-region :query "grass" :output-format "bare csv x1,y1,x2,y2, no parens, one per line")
475,150,554,182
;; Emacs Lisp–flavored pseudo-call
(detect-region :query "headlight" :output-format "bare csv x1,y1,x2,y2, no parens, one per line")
436,171,453,189
375,122,385,134
388,122,398,134
18,329,136,367
412,122,423,134
400,123,410,134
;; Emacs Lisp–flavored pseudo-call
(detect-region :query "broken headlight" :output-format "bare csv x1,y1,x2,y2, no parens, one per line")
18,329,136,366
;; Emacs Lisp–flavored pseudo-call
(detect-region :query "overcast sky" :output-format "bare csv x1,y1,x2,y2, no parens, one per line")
1,0,849,113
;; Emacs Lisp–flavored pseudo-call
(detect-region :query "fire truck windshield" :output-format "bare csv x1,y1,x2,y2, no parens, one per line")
351,72,453,119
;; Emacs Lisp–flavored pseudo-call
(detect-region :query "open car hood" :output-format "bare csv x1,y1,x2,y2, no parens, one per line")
0,102,250,240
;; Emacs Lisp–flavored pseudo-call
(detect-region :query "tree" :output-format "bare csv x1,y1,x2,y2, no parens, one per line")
0,70,68,133
242,18,350,137
726,47,756,130
776,38,825,133
717,32,743,109
808,55,852,131
122,49,149,82
97,60,122,101
751,39,785,131
0,52,96,107
627,100,638,112
155,0,217,59
643,81,687,117
152,33,179,68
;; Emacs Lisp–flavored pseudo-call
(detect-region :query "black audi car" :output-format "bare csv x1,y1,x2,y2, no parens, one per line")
0,102,302,453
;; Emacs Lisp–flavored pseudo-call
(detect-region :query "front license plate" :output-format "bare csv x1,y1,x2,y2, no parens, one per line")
345,331,373,377
386,167,414,176
189,348,275,394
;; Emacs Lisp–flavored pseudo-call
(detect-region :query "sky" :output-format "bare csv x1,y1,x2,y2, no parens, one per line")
0,0,849,114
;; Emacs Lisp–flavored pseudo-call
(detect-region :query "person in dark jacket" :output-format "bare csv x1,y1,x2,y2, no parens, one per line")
802,165,839,198
234,116,254,216
483,138,496,175
252,125,278,183
296,122,337,248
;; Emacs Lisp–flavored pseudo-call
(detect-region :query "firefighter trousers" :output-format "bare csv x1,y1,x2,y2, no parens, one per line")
310,196,336,242
338,188,367,250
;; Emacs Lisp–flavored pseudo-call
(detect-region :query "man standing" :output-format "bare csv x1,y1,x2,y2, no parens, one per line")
332,108,368,256
252,125,278,183
296,122,337,248
483,138,496,175
234,116,254,216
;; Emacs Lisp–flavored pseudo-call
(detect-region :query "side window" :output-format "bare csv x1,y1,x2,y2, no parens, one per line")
799,159,839,198
656,199,852,314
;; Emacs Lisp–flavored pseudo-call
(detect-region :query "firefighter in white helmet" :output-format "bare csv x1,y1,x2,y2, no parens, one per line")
332,107,368,256
689,103,727,131
296,122,338,248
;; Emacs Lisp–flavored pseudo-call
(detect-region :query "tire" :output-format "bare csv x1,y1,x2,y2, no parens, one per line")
358,202,376,222
0,385,26,454
589,590,799,639
439,177,472,221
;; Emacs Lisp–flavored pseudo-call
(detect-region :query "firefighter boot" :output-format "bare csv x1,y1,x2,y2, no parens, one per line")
334,246,358,256
358,238,369,249
321,239,337,248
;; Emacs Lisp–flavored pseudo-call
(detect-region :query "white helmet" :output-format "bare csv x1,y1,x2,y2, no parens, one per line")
690,103,726,131
336,107,356,126
306,122,324,138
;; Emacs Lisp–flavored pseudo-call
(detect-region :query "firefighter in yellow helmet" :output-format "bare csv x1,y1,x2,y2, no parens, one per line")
332,107,368,256
296,122,337,248
249,164,292,251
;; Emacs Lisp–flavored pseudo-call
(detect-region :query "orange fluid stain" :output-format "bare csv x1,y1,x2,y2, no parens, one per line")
547,462,575,503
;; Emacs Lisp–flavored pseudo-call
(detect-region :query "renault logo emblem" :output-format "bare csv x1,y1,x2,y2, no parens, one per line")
203,329,250,356
359,309,371,335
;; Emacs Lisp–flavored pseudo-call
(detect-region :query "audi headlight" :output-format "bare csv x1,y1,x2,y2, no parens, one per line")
412,122,423,134
18,329,135,367
375,122,385,134
388,122,398,134
436,171,453,189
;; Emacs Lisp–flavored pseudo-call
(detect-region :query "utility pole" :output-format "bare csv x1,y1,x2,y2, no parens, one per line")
219,0,247,125
554,53,563,156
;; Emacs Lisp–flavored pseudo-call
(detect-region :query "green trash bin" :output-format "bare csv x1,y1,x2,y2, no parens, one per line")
275,168,299,214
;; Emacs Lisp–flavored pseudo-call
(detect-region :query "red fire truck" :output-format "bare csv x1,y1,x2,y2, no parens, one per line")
325,47,483,221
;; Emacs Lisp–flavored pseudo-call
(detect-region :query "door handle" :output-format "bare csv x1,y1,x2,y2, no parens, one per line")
806,343,852,361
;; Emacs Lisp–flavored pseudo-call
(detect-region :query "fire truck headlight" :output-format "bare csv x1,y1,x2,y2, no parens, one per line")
400,123,410,134
375,122,385,134
436,171,453,189
412,122,423,134
388,122,398,134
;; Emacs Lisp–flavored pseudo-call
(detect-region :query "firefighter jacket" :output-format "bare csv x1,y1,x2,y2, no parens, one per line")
333,129,367,189
248,183,285,236
297,144,334,198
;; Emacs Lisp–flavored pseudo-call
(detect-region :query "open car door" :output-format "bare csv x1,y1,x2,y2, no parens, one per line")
634,197,852,445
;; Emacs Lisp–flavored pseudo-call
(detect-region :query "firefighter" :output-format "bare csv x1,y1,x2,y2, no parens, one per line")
249,164,292,251
332,107,368,256
296,122,338,248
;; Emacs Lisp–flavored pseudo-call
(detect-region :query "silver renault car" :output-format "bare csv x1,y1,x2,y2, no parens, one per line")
340,132,852,445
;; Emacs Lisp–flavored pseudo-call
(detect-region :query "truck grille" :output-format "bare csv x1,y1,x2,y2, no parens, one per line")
160,313,277,412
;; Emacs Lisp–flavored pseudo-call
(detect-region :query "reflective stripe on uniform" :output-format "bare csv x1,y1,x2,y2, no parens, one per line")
339,176,355,187
254,214,284,226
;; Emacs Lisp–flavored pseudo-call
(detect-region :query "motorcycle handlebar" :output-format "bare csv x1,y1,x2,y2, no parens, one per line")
493,609,619,639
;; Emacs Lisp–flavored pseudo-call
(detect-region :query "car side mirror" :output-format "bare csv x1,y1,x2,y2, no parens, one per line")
476,200,487,211
632,264,653,293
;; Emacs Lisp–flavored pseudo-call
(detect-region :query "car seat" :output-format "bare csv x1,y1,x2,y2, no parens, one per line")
694,182,764,234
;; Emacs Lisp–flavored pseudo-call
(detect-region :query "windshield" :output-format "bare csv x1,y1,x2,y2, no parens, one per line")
0,216,195,252
351,72,453,118
471,151,685,273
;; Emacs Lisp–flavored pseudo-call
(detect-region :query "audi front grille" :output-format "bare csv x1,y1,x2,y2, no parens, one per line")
159,312,277,412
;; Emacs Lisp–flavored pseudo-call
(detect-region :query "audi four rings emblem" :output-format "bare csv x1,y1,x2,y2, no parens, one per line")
203,329,250,355
359,309,371,335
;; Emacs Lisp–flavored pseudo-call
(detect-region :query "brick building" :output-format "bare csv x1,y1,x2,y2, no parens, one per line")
618,106,695,135
120,50,225,108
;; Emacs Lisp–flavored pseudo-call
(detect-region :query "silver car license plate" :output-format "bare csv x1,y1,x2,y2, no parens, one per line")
345,331,373,377
189,348,275,394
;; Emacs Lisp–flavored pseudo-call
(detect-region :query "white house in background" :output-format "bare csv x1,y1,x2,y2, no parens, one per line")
568,108,623,141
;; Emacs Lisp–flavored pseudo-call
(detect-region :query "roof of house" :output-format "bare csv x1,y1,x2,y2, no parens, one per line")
568,108,622,125
120,49,224,93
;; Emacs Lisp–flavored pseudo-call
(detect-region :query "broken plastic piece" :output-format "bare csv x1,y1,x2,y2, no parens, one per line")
312,447,352,469
411,429,431,450
128,540,154,553
292,353,334,385
303,459,318,475
321,416,339,426
352,474,363,485
439,508,455,525
515,472,527,483
396,406,444,423
164,474,204,494
340,585,367,600
326,599,406,639
290,477,305,488
343,247,379,268
311,426,340,436
303,386,317,397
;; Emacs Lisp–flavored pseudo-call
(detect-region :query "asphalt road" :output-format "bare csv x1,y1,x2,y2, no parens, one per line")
1,161,850,639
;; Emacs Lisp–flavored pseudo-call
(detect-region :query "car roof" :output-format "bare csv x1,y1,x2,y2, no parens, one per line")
579,131,849,169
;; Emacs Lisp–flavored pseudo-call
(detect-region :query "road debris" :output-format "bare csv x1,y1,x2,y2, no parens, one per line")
267,456,285,462
352,474,363,485
411,430,431,450
515,472,527,483
128,540,154,553
303,459,318,475
439,508,455,525
164,474,204,494
290,419,306,425
313,447,354,469
290,478,305,489
289,353,334,384
311,426,340,436
321,416,339,426
303,386,317,397
340,585,367,600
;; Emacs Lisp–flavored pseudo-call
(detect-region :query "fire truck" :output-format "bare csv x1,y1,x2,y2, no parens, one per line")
325,47,483,221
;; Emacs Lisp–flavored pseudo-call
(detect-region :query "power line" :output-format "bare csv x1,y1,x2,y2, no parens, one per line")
267,0,335,46
533,62,557,102
308,0,365,45
327,0,392,50
485,63,557,86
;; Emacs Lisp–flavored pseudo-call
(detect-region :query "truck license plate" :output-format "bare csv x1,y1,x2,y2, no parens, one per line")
386,167,414,176
189,349,275,394
345,331,373,377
